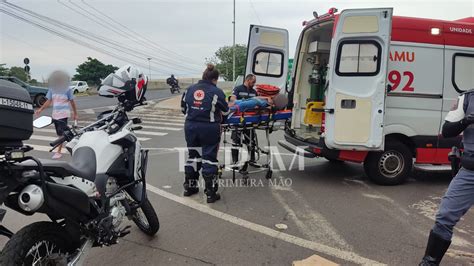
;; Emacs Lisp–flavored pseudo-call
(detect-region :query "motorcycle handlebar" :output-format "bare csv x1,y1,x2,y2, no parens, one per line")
50,136,66,147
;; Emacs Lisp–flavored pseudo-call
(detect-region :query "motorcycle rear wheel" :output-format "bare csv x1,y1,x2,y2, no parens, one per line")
132,198,160,236
0,221,78,265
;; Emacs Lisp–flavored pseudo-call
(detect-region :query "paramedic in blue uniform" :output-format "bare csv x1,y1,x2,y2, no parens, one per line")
181,64,229,203
231,74,257,166
420,90,474,265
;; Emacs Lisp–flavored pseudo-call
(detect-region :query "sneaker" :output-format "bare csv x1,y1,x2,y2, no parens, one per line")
52,153,62,159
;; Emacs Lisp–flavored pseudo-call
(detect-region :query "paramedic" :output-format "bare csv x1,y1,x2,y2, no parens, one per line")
181,64,229,203
420,91,474,265
231,74,257,166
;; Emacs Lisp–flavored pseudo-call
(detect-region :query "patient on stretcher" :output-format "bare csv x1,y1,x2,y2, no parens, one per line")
228,94,287,113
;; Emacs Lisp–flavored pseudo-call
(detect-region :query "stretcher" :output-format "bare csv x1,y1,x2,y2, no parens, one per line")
220,109,292,182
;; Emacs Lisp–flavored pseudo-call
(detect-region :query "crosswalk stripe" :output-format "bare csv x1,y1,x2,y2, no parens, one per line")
79,119,183,127
135,130,168,136
133,117,185,123
141,125,181,131
77,121,182,131
130,113,185,121
26,144,67,154
30,128,152,141
29,135,60,142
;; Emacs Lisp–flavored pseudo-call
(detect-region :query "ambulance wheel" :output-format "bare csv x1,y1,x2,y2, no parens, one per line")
364,140,412,186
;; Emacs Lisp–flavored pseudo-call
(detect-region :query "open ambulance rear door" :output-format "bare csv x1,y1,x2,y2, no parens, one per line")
245,25,289,89
325,8,393,150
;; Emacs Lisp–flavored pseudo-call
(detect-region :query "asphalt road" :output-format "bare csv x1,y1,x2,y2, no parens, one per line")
1,95,473,265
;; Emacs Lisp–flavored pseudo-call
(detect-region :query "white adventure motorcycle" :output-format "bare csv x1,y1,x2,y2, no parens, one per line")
0,85,158,265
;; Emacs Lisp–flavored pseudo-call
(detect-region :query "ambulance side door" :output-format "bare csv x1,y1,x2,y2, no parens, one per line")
325,8,393,150
245,25,289,89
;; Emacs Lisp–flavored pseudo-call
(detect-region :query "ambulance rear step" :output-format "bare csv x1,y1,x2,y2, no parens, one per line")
414,164,452,172
278,140,317,158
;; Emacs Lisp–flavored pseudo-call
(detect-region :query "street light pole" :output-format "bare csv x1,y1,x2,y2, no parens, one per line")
232,0,236,81
147,57,152,81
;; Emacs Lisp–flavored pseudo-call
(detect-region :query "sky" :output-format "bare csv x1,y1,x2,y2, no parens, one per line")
1,0,473,80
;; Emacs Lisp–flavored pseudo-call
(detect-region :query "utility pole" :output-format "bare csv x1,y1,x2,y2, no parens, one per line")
147,57,152,81
232,0,236,81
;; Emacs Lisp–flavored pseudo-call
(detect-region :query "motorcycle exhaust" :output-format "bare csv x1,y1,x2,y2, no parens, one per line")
18,184,44,212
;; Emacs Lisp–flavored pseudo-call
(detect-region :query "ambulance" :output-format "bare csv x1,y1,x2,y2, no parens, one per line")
244,8,474,185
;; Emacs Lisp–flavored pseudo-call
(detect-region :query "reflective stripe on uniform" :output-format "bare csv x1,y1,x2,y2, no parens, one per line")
210,94,218,122
202,159,219,165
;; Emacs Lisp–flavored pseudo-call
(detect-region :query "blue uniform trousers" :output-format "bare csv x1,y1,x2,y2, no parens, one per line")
433,168,474,240
184,121,221,177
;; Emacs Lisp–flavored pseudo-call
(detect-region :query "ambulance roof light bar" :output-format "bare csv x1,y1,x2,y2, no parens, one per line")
303,7,338,26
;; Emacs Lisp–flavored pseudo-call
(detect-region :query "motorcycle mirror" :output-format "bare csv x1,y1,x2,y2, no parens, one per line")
33,116,53,128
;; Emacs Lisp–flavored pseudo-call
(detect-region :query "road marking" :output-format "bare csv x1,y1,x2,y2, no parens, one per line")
82,109,95,114
32,130,151,141
29,135,61,142
26,144,67,154
79,120,183,127
133,117,184,123
76,122,181,132
145,184,384,265
135,130,167,136
130,113,185,121
140,125,181,131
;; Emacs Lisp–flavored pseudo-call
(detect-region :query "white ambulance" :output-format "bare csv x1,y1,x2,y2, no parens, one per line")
244,8,474,185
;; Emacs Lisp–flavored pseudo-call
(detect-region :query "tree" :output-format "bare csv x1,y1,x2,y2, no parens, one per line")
0,64,9,76
73,57,118,86
207,44,247,81
8,66,28,82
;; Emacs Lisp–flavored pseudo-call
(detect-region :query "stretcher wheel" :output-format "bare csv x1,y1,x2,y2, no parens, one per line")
265,170,273,179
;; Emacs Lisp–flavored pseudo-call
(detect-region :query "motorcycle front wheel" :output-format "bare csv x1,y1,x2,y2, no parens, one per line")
132,198,160,236
0,222,78,265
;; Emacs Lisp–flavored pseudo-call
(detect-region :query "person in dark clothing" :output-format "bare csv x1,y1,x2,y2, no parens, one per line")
167,74,178,86
231,74,257,167
420,91,474,265
181,64,229,203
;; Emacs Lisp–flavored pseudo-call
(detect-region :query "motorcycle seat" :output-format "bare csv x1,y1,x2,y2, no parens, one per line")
20,147,97,181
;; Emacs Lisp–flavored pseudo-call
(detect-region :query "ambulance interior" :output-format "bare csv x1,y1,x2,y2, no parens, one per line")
291,20,334,143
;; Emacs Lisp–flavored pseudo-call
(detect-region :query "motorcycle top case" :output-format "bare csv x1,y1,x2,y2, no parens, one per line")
0,80,34,148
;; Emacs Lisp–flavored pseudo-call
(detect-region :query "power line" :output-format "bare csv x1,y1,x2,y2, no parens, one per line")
0,7,176,75
80,0,204,67
3,1,200,74
249,0,262,24
56,0,201,72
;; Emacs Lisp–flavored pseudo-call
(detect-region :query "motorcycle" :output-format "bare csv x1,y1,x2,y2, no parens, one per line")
166,77,181,94
0,94,159,265
169,84,181,94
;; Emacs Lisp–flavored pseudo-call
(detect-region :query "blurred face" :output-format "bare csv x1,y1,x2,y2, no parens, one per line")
245,76,256,88
48,71,70,90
